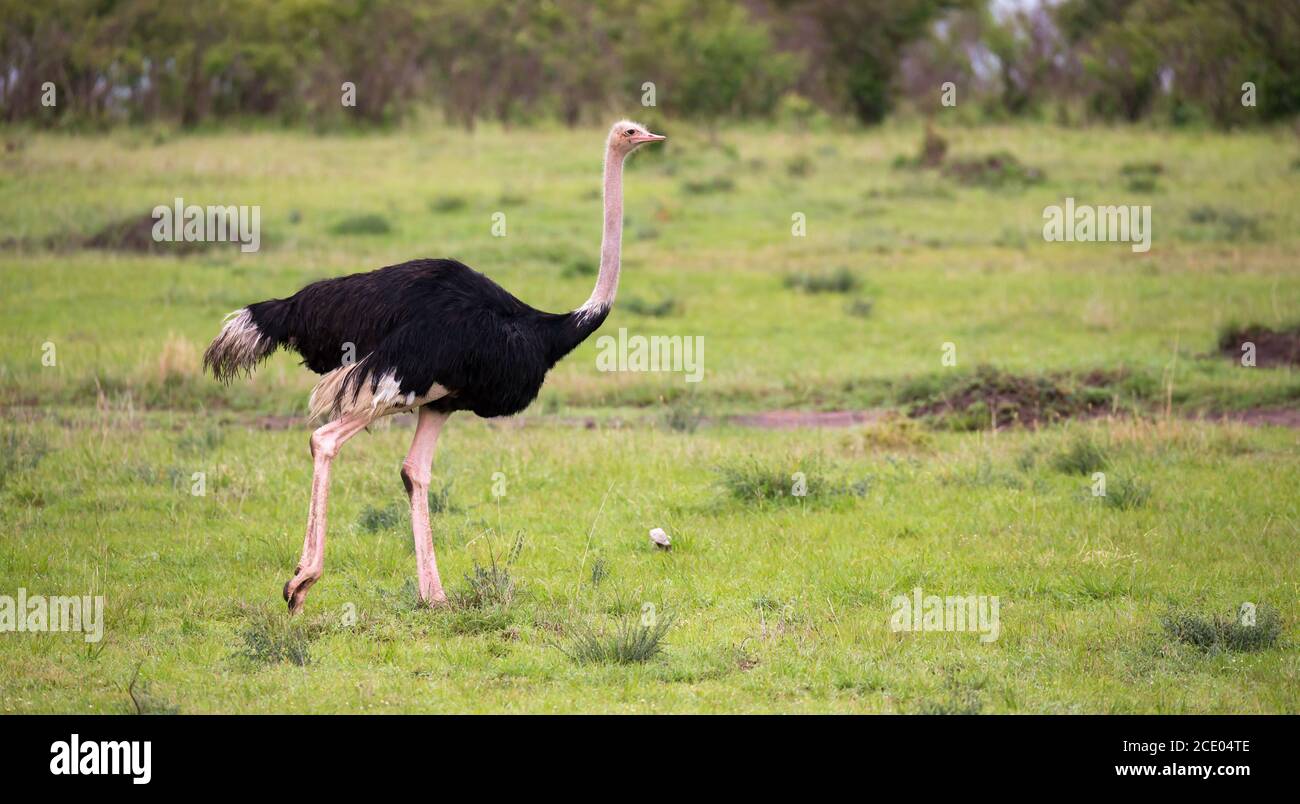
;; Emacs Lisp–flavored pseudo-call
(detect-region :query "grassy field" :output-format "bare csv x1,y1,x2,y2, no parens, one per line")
1,121,1297,713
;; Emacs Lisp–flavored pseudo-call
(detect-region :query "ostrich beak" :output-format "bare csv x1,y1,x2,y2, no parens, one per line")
631,132,666,145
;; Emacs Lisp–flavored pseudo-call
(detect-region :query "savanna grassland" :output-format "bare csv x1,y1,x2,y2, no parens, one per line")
1,121,1297,713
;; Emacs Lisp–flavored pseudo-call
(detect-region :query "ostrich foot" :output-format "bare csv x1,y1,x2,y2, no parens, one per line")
418,585,449,609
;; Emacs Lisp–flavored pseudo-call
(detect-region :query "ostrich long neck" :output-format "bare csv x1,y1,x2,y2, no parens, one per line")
545,142,623,365
581,145,624,316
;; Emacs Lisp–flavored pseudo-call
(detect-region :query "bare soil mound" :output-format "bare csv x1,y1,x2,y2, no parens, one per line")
1218,325,1300,368
83,213,216,254
903,366,1127,430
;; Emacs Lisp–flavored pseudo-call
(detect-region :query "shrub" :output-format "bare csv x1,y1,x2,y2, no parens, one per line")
589,558,609,587
426,480,455,515
622,296,680,318
456,565,516,610
844,298,874,318
783,268,860,294
559,612,674,665
1162,605,1281,652
1125,175,1159,193
1051,436,1108,475
786,154,814,177
715,459,867,503
176,426,224,454
429,196,468,213
662,399,704,433
235,608,328,666
330,214,392,236
682,176,736,195
0,429,48,492
716,459,810,502
1102,475,1151,510
358,503,404,533
453,531,524,610
942,151,1043,188
1120,161,1163,189
561,257,597,278
841,416,931,452
1119,161,1164,177
1187,206,1264,241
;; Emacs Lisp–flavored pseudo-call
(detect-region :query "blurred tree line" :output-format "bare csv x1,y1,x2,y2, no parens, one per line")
1,0,1296,129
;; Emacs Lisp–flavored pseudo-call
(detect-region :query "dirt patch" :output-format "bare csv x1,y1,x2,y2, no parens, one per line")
83,213,219,254
728,410,885,429
903,366,1127,430
251,411,422,431
1218,324,1300,367
252,414,304,431
1208,408,1300,428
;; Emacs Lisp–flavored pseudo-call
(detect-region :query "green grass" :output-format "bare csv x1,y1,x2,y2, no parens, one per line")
0,410,1294,713
0,120,1297,712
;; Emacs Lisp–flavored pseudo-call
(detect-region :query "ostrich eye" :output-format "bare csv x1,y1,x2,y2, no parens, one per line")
625,129,636,136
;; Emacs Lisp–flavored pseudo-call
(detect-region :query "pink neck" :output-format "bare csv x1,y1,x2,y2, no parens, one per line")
578,145,624,318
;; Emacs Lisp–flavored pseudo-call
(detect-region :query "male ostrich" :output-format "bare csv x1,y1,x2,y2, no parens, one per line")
204,121,665,613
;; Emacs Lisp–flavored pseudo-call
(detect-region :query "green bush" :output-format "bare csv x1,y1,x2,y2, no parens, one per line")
1102,475,1151,510
1163,605,1282,652
559,613,674,665
783,268,860,294
1051,436,1108,475
330,214,392,236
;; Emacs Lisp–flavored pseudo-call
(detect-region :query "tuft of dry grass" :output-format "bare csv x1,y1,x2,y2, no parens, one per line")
156,333,199,382
841,415,932,453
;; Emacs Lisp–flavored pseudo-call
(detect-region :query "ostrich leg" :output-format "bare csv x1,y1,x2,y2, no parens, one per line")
401,407,452,606
284,412,371,613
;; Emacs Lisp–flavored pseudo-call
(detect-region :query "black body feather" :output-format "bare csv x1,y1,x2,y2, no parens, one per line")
243,259,608,418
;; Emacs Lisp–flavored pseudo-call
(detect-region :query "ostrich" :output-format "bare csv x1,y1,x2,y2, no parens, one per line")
203,120,665,613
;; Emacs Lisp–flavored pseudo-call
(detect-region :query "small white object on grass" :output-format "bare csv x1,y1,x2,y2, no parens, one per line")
649,527,671,550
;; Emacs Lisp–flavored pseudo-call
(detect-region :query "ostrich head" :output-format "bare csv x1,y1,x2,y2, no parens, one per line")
607,120,666,157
